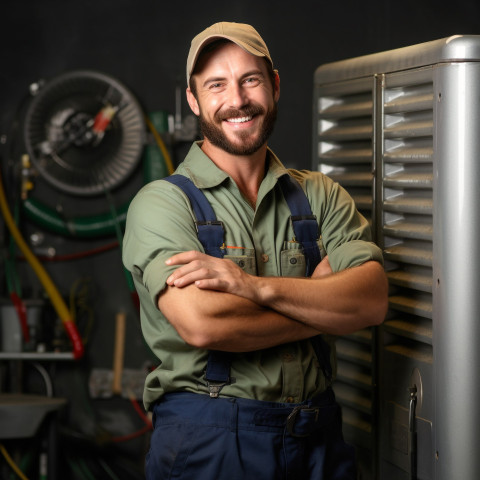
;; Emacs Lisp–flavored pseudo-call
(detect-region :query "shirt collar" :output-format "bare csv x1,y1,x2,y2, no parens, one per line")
179,141,290,189
266,147,290,179
179,142,229,188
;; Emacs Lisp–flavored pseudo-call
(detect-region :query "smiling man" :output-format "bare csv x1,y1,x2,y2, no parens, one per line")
188,39,278,159
123,21,388,480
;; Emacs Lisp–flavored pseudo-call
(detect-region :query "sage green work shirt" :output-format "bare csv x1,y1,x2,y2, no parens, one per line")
123,142,383,411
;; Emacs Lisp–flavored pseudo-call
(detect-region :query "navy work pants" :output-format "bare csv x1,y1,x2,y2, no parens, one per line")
145,389,356,480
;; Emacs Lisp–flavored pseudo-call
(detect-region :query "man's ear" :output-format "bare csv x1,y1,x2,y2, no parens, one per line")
273,70,280,102
186,87,200,116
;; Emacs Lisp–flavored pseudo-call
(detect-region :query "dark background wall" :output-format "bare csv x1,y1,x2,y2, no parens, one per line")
0,1,479,478
2,0,479,170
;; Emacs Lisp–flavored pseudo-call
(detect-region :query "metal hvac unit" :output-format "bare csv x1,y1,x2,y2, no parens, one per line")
313,35,480,480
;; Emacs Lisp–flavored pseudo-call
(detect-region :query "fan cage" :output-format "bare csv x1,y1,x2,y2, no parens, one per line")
24,70,145,196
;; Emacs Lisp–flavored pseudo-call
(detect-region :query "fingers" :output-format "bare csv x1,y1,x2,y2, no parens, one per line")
165,250,206,266
166,262,210,287
165,251,232,289
167,267,221,288
165,251,209,286
164,250,251,297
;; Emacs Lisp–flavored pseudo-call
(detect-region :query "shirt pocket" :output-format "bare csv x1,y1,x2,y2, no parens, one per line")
280,242,307,277
280,239,326,277
223,247,257,275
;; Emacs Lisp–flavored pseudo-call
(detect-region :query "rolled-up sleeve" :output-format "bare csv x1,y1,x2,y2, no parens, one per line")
304,172,383,273
122,179,203,308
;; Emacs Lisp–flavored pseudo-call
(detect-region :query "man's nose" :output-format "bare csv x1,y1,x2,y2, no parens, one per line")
227,83,248,108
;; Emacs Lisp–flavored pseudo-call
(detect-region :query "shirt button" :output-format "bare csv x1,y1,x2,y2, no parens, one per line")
261,254,269,263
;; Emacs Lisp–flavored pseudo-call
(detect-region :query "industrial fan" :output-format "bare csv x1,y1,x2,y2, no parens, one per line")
23,69,145,197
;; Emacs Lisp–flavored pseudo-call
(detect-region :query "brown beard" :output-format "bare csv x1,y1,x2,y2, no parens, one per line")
198,102,277,156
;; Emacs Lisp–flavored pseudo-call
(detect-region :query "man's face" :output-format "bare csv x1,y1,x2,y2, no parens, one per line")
187,42,279,156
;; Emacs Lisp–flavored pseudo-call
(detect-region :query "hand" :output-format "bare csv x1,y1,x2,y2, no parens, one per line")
166,250,256,299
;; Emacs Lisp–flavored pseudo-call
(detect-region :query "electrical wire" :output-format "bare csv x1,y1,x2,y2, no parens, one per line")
31,362,54,397
127,392,152,427
8,291,29,343
0,161,84,359
69,278,95,346
28,241,119,262
102,186,136,294
9,202,23,295
111,391,152,443
144,115,175,175
98,184,138,309
0,443,29,480
3,202,30,343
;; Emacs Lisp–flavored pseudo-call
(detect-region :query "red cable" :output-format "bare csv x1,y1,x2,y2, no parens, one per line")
129,397,152,427
9,292,30,343
111,397,152,443
29,241,120,262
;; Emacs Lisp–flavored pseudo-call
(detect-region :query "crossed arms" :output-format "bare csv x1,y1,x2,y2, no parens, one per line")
158,251,388,352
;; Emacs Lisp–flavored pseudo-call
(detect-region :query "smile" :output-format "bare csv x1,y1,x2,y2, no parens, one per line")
226,116,253,123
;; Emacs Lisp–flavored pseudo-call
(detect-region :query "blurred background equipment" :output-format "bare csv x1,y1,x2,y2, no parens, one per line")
23,70,145,197
0,68,174,479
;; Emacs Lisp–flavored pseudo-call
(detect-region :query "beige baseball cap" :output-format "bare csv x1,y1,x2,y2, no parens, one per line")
186,22,273,87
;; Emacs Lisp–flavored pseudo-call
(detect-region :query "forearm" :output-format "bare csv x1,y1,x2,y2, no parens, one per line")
162,251,388,342
252,261,388,335
158,284,320,352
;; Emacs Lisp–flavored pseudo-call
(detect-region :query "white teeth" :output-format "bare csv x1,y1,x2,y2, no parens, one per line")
227,116,252,123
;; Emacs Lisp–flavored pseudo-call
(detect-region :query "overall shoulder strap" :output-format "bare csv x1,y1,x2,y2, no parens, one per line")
277,174,322,277
278,174,332,382
163,174,231,396
163,175,225,259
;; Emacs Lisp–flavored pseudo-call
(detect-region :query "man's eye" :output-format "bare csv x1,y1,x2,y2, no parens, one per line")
244,77,260,86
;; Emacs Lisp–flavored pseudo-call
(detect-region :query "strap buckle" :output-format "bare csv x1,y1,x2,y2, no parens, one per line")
205,381,228,399
195,220,224,233
286,405,320,437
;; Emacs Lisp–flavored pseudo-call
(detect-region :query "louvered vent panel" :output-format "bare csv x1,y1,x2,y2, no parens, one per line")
315,79,374,221
381,75,434,356
313,37,480,480
314,77,376,450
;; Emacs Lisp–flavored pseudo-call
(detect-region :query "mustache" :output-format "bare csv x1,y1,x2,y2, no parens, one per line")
216,104,265,122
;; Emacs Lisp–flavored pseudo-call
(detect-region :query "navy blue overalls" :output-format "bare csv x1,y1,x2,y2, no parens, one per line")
146,173,356,480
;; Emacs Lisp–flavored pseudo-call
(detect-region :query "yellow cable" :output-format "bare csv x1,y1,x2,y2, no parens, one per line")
0,166,84,358
0,443,29,480
144,115,175,175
